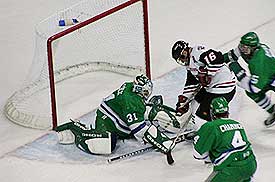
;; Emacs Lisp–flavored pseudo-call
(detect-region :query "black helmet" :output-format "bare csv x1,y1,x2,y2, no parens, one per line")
171,40,190,66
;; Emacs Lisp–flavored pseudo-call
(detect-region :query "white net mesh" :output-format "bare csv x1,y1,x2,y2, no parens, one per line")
4,0,149,129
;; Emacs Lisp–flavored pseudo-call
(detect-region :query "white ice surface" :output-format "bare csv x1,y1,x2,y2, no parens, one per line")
1,0,275,181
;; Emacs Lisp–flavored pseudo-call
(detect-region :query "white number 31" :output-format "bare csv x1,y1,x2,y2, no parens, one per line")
127,113,138,122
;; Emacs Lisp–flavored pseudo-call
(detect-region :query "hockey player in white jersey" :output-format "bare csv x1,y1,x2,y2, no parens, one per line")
171,40,236,131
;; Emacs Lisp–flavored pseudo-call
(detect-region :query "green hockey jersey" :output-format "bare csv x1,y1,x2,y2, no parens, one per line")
224,44,275,90
95,82,147,139
193,118,254,170
244,44,275,89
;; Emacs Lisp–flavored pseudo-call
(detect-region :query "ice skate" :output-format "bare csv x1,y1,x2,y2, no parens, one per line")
264,112,275,128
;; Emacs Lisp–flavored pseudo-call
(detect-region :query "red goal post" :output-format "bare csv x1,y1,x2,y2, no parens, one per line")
4,0,151,130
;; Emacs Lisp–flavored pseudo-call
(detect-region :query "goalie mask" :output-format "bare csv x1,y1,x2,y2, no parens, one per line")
238,32,259,58
210,97,229,120
133,74,153,100
172,40,191,66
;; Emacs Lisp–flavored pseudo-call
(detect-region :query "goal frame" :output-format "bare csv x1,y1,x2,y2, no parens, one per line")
47,0,151,129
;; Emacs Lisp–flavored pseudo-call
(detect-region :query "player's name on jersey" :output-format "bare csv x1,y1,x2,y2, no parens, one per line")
219,123,244,132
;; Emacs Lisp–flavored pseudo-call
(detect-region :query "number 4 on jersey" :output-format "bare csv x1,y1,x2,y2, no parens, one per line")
231,130,246,148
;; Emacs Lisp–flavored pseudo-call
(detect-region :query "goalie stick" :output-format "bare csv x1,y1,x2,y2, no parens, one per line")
107,133,186,163
166,114,192,165
166,85,202,165
146,103,177,113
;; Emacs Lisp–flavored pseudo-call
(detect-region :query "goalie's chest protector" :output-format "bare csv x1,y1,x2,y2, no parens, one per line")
105,82,146,123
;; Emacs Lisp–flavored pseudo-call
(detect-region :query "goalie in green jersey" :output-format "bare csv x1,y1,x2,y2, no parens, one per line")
193,97,257,182
224,32,275,127
54,74,179,155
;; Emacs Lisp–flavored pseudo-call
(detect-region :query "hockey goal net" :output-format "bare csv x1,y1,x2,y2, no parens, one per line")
4,0,150,130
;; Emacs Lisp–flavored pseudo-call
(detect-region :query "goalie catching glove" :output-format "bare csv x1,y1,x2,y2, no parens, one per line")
147,95,163,106
147,95,180,129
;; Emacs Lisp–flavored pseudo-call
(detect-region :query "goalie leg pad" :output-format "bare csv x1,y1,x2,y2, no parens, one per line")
76,131,117,155
55,121,82,144
57,130,75,144
56,120,118,154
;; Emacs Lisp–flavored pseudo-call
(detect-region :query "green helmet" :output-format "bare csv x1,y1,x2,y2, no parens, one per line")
210,97,229,115
240,32,259,47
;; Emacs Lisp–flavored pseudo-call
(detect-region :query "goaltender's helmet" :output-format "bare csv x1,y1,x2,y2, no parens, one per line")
238,32,260,57
133,74,153,100
210,97,229,120
171,40,191,66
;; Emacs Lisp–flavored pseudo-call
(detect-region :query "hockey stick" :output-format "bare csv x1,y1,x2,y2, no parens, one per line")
166,86,202,165
107,133,186,163
166,113,192,165
146,103,176,113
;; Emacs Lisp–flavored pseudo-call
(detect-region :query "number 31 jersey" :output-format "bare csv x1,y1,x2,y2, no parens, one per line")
193,118,253,170
96,82,147,139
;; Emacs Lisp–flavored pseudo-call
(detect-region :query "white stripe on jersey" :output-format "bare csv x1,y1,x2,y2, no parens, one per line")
187,45,236,94
99,102,131,134
99,102,148,139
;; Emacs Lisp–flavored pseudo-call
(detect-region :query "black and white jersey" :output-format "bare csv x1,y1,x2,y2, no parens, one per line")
182,45,236,97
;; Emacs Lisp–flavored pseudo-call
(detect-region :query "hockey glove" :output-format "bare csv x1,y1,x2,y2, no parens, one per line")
148,104,180,128
197,67,211,86
147,95,164,121
148,95,163,106
148,105,161,121
228,61,246,81
223,49,239,63
176,95,189,116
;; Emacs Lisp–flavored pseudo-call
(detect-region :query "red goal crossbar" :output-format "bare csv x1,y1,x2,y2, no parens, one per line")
47,0,150,129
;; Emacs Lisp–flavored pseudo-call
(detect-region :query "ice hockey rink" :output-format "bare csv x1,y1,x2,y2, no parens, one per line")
1,0,275,181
